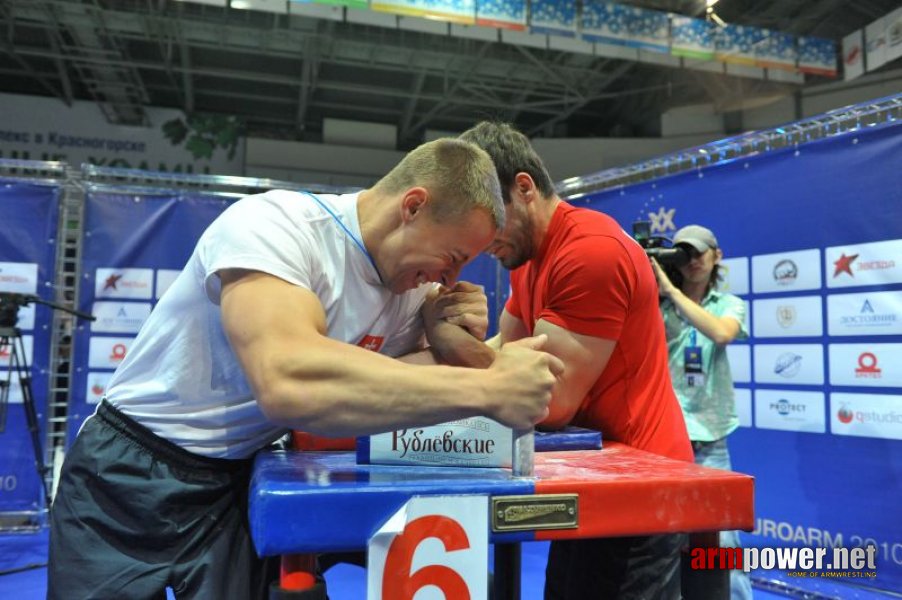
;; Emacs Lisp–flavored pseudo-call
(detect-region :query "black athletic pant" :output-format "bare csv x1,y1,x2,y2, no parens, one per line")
48,401,277,599
544,533,685,600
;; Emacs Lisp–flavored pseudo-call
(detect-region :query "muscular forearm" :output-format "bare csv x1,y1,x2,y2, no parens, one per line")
221,272,554,435
257,336,492,436
427,321,495,368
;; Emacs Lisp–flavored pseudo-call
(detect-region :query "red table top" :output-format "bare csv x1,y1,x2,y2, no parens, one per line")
532,442,754,540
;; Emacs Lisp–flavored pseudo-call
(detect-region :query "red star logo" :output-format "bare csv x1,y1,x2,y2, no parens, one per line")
833,253,858,278
103,273,123,290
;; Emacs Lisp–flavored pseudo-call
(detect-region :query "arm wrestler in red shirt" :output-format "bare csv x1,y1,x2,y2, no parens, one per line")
459,121,693,600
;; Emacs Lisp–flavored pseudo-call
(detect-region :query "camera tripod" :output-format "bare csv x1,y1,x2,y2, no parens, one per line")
0,292,94,508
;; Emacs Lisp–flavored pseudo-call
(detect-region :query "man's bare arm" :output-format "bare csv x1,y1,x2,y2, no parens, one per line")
490,310,612,428
532,319,616,429
496,309,530,345
420,282,495,368
219,269,561,436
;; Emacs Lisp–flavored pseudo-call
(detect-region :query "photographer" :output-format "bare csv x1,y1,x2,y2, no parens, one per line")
651,224,753,600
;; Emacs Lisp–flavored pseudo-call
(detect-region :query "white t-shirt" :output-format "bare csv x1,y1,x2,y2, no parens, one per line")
104,190,431,458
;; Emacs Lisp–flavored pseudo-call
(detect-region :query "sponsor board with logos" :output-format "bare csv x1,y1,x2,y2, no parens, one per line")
599,123,902,591
751,248,822,294
828,344,902,388
0,184,63,512
831,392,902,440
0,261,38,294
827,291,902,336
90,301,152,334
752,296,823,338
719,257,749,296
0,334,34,367
753,344,824,385
88,336,134,370
734,387,752,427
726,344,751,383
85,372,113,405
826,239,902,289
754,389,826,433
95,268,154,299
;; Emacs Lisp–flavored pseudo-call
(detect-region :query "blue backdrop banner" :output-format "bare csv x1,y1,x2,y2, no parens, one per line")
579,121,902,591
0,180,60,513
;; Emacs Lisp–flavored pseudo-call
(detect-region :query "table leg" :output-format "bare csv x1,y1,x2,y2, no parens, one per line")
681,531,730,600
492,542,522,600
270,554,327,599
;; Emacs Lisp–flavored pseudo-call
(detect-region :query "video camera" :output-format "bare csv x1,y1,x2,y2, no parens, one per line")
631,221,690,268
0,293,36,329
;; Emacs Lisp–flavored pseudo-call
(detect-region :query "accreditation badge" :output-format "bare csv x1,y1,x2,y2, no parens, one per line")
684,346,705,387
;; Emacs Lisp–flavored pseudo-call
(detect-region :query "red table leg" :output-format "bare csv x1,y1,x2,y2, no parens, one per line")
271,553,327,599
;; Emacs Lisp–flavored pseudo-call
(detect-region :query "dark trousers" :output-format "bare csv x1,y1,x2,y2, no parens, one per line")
545,534,685,600
48,401,277,600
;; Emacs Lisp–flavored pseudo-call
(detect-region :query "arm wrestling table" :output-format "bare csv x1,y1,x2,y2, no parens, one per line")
250,442,754,599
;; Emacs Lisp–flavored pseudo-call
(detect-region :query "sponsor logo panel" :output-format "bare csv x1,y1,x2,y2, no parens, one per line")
751,249,821,294
752,296,823,338
753,344,824,385
755,390,826,433
0,335,34,366
827,291,902,336
85,372,113,405
826,239,902,288
155,269,181,299
94,268,153,299
829,344,902,388
726,344,751,383
734,387,752,427
831,392,902,440
719,257,749,296
90,302,152,334
0,262,38,294
88,337,134,369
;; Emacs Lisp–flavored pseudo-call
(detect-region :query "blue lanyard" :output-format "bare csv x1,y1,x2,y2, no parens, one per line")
302,192,380,278
689,328,697,347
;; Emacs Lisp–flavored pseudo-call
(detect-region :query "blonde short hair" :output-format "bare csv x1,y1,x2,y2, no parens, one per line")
374,138,505,230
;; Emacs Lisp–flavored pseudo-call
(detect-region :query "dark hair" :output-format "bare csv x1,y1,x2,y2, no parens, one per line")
459,121,556,204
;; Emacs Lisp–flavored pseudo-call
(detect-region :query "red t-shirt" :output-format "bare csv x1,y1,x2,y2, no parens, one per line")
506,202,692,462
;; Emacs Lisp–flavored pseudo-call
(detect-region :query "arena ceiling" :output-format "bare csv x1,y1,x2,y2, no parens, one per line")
1,0,899,149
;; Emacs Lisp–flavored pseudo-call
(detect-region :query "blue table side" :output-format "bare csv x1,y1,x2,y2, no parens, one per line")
250,451,537,556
